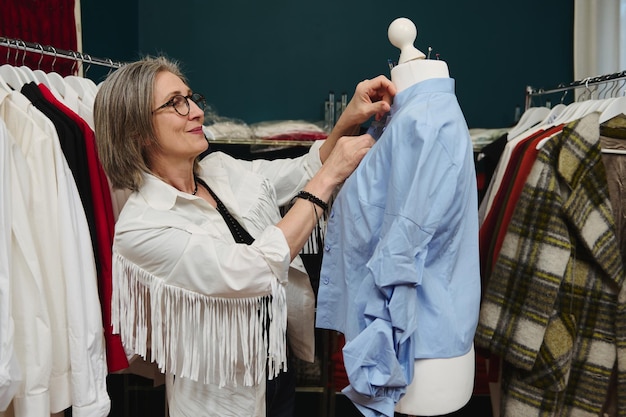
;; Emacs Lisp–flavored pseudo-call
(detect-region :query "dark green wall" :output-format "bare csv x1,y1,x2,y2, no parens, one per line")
82,1,574,129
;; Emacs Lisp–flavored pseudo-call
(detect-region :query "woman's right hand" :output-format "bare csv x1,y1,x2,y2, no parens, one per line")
314,133,376,193
279,133,375,259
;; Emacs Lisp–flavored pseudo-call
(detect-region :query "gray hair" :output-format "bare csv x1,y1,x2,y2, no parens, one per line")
94,55,193,191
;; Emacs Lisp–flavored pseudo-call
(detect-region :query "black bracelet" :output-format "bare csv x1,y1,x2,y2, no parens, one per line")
295,190,329,212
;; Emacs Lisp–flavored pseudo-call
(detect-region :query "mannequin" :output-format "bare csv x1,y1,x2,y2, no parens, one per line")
316,16,480,417
388,17,475,417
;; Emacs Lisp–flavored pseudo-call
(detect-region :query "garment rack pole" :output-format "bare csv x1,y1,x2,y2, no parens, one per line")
0,36,124,69
525,70,626,110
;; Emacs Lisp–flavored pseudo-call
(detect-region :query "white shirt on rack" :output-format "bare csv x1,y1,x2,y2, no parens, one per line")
0,88,110,417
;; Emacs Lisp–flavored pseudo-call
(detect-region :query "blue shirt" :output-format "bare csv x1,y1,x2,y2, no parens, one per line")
315,78,481,417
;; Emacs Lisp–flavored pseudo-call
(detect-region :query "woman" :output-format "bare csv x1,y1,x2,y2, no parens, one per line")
93,55,395,417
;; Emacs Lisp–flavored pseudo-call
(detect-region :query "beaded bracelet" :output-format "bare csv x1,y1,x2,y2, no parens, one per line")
295,190,329,212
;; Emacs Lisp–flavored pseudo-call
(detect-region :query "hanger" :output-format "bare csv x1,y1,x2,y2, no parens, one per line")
599,96,626,124
0,72,10,92
570,80,617,119
609,75,626,98
534,86,591,150
595,76,614,101
18,65,37,83
0,43,12,91
599,76,626,124
12,40,37,83
65,52,98,95
0,40,26,90
567,75,626,122
64,51,86,99
0,64,26,90
536,99,596,150
538,103,565,126
43,45,69,98
32,43,53,88
545,78,594,125
77,54,99,94
507,105,551,140
529,87,571,129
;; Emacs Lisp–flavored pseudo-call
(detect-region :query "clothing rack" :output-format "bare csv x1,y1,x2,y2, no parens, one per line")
0,36,124,69
525,70,626,110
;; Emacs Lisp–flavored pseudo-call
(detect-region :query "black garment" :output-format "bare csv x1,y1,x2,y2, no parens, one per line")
474,132,508,205
266,356,296,417
20,82,100,271
196,177,255,244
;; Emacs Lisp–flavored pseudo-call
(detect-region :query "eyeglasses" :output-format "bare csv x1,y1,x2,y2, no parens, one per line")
152,93,207,116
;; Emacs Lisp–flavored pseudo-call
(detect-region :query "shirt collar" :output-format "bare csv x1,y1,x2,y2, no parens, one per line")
139,172,196,211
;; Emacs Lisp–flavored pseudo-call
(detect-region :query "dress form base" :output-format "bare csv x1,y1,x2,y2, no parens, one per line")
394,345,475,417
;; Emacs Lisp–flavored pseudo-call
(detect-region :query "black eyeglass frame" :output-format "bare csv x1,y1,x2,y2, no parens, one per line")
152,93,206,116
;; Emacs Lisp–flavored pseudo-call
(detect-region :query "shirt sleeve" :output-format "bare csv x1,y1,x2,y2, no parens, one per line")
248,140,324,205
115,213,291,298
341,319,408,417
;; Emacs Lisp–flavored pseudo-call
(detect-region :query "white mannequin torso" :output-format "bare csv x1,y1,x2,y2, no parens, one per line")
390,58,450,93
387,18,475,417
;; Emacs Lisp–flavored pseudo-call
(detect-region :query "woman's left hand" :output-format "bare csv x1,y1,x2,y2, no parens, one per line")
320,75,396,162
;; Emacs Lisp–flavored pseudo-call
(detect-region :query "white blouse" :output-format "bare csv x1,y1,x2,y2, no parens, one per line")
112,141,323,416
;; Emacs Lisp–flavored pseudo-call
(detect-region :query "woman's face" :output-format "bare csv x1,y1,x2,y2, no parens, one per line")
149,70,208,167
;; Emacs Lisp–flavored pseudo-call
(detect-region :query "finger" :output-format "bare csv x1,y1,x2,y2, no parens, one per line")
364,133,376,146
380,86,395,106
369,75,396,97
367,75,390,88
354,142,373,162
371,101,391,121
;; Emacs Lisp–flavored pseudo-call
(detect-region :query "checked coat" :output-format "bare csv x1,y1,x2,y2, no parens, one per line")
475,112,626,416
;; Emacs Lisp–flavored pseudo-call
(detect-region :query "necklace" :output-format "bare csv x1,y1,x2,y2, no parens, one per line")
192,178,198,195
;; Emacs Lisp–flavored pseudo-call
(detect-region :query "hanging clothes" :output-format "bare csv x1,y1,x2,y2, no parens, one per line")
475,112,626,416
36,82,127,373
478,123,565,287
0,71,112,415
0,119,19,412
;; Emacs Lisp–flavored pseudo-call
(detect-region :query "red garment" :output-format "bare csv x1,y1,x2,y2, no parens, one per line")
478,132,539,286
490,126,564,268
331,334,349,392
38,83,129,372
263,132,327,141
476,124,564,387
478,125,564,286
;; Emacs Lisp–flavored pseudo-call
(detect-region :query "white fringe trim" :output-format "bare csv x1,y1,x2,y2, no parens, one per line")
111,253,287,387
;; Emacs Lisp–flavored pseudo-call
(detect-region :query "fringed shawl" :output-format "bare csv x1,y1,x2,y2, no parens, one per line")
111,253,287,387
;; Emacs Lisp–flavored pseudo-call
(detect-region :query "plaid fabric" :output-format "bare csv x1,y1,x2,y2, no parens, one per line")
475,112,626,416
